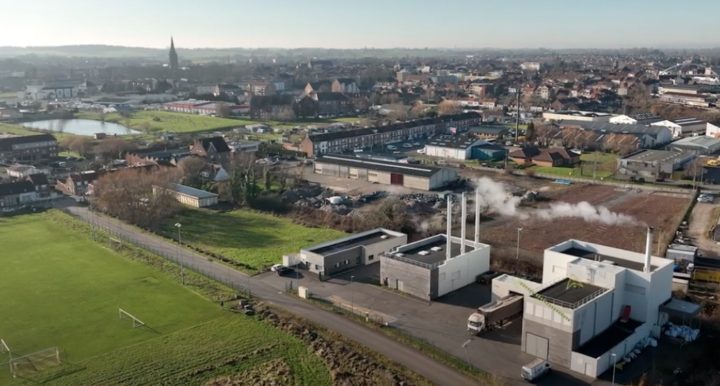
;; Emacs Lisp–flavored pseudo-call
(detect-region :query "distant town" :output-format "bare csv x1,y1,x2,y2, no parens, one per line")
1,40,719,386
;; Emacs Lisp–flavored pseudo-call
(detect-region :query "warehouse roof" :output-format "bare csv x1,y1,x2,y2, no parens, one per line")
316,154,443,177
170,183,218,199
306,229,402,256
621,149,690,163
557,120,669,138
671,136,720,151
427,134,481,150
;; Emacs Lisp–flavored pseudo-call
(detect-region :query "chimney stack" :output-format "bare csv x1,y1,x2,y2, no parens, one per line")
461,192,467,255
474,185,480,249
446,195,452,260
643,227,653,273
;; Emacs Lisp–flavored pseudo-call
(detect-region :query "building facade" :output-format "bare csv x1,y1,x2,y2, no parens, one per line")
0,134,58,162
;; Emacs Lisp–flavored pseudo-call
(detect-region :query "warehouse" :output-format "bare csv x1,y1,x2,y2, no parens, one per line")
157,183,218,208
616,149,694,181
512,229,684,378
380,193,491,300
424,134,485,160
314,154,457,191
299,228,407,277
669,135,720,155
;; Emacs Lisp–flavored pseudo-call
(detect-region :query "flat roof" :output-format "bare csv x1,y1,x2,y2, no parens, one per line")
171,183,218,199
671,136,720,150
622,149,689,163
316,154,443,178
308,230,399,256
576,319,643,358
394,236,462,266
535,278,606,309
562,246,654,271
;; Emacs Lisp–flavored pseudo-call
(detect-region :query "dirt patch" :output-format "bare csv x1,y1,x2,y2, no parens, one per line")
205,359,292,386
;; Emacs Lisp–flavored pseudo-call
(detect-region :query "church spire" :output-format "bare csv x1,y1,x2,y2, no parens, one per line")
169,36,179,73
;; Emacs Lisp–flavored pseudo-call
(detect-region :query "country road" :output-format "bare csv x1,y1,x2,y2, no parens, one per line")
63,205,477,386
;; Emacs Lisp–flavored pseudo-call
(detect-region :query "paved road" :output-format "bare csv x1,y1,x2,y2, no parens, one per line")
63,205,477,386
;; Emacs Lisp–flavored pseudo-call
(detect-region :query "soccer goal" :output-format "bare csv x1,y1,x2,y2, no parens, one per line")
8,347,61,379
119,308,145,328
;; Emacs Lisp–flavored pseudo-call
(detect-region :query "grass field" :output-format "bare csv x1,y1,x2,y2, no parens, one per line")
0,123,40,136
162,209,346,272
0,211,330,385
529,151,618,180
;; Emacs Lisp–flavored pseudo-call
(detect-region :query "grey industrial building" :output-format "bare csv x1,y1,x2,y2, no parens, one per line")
299,228,407,277
669,135,720,155
314,154,457,191
616,149,694,181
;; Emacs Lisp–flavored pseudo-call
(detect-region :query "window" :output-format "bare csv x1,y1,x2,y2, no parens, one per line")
315,264,321,270
368,254,374,261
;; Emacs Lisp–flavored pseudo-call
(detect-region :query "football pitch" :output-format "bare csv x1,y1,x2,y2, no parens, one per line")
0,212,329,385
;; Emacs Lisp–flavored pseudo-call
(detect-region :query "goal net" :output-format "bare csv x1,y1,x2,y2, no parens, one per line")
119,308,145,328
9,347,61,379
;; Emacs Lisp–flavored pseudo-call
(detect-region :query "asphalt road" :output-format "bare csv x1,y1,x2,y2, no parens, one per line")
63,205,477,386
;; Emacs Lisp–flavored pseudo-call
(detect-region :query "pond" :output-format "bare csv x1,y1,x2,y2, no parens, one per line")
22,119,139,136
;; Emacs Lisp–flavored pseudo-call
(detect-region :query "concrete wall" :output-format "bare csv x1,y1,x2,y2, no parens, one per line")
404,175,431,190
428,168,457,190
323,246,362,276
522,318,577,367
425,145,468,160
380,255,434,300
368,170,391,185
436,241,490,297
491,274,543,300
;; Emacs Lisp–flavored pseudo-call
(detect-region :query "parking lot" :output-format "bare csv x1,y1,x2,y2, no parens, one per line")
256,264,595,385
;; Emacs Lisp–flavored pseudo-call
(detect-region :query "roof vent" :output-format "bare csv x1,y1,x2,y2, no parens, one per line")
418,250,430,256
430,246,443,252
380,235,388,239
395,253,404,258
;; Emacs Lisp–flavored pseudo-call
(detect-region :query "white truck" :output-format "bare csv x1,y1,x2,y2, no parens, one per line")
521,358,550,381
467,294,523,334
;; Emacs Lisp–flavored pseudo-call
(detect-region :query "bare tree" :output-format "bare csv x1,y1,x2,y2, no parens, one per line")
94,138,137,161
177,157,209,188
437,100,461,116
62,136,94,158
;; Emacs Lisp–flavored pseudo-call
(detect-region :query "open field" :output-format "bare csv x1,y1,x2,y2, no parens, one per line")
479,184,692,264
76,110,363,134
529,152,618,180
0,211,330,385
0,122,42,136
161,208,346,272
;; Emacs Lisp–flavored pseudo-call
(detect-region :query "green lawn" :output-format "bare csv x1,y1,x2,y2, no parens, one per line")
0,123,39,136
0,211,330,385
162,209,346,272
529,151,618,180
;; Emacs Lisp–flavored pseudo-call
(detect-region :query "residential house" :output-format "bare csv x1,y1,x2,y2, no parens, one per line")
0,180,37,212
249,95,295,120
296,92,353,117
331,78,360,93
190,137,232,162
55,171,100,196
304,81,333,95
0,134,58,162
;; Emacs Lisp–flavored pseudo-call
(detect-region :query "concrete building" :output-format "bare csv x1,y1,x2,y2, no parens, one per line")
652,118,708,138
515,232,683,378
616,150,694,181
314,154,457,191
301,112,481,157
0,134,58,162
299,228,407,277
557,121,672,148
424,134,485,161
704,122,720,138
542,111,612,123
608,113,662,125
381,193,491,300
160,183,218,208
669,136,720,155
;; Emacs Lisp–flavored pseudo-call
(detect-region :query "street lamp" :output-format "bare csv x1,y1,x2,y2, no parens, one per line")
515,227,524,260
174,222,185,285
611,353,617,386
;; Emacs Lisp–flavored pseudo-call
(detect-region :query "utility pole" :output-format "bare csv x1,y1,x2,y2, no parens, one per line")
174,223,185,285
515,88,521,143
516,227,523,260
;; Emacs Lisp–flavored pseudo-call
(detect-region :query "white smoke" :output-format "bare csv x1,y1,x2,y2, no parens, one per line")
472,177,637,226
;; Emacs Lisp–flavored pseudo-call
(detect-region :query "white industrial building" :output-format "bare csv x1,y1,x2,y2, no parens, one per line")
381,191,491,300
542,110,612,123
424,134,485,161
156,183,218,208
298,228,407,277
651,118,708,138
497,229,694,379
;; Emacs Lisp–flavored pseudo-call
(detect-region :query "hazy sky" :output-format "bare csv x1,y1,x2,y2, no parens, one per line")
0,0,718,49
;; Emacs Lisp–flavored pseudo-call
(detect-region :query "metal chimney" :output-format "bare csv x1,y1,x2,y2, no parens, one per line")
474,185,480,249
461,192,467,255
446,195,452,260
643,227,653,273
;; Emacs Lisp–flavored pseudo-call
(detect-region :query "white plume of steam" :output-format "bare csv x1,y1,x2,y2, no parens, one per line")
472,177,637,226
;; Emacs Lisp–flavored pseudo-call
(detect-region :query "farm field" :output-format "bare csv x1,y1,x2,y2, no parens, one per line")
479,183,692,263
0,211,330,385
162,208,346,273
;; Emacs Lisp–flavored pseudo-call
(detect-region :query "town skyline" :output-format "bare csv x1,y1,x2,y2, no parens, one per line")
2,0,719,49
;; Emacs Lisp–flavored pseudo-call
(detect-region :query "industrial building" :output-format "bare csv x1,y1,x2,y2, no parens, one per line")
159,183,218,208
616,149,694,181
542,110,612,123
497,230,694,379
381,192,491,300
299,228,407,277
313,154,457,191
669,135,720,155
424,134,485,160
652,118,709,138
300,112,481,157
556,121,673,148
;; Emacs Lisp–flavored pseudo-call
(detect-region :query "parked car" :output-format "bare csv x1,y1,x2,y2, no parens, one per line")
521,359,550,382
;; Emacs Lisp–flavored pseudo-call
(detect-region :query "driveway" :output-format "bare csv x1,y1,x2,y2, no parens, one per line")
688,202,720,257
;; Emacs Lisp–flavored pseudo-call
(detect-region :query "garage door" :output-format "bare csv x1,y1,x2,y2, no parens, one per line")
525,333,548,359
390,173,404,185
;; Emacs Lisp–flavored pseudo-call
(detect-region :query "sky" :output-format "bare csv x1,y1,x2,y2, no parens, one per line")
0,0,718,49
